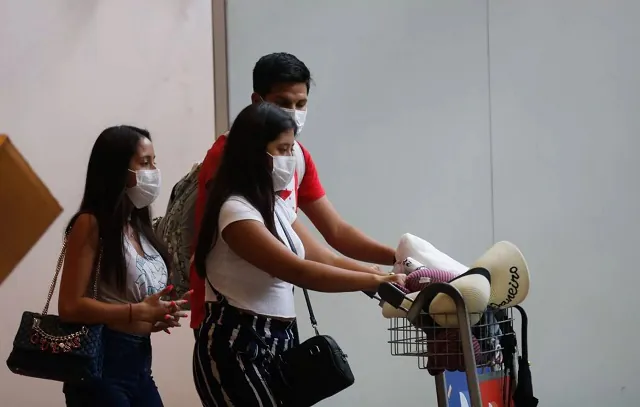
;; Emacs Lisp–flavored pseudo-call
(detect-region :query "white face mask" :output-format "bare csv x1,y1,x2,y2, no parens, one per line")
126,169,161,208
281,107,307,134
257,97,308,134
269,154,296,192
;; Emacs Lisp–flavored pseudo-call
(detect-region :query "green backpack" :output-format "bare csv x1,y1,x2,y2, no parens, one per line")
153,162,201,306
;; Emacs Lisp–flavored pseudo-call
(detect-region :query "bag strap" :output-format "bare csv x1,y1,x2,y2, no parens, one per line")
41,213,103,316
275,210,319,336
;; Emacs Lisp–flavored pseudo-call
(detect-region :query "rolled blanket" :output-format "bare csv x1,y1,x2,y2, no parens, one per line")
381,291,418,319
405,267,460,292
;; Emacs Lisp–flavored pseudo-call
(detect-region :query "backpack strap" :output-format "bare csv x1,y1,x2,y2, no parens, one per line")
293,141,306,188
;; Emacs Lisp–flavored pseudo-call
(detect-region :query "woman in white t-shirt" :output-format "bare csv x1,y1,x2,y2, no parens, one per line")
192,102,405,407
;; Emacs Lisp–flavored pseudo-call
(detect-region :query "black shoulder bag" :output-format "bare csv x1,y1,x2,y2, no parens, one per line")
6,214,104,382
271,212,355,407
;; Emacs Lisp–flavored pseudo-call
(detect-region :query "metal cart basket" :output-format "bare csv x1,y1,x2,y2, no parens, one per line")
374,283,520,407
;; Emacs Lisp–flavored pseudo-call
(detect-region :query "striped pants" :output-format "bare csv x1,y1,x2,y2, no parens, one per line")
193,302,297,407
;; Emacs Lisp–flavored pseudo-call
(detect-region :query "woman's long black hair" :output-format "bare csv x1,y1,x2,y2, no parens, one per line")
194,102,297,278
69,125,171,290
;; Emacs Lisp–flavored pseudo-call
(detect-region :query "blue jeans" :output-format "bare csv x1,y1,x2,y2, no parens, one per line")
63,328,163,407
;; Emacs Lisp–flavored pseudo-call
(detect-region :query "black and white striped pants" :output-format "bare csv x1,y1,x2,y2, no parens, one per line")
193,302,297,407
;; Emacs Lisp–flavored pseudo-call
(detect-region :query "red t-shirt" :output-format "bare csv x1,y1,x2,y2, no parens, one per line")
189,135,325,328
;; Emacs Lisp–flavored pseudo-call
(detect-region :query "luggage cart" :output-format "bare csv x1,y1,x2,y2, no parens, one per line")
372,283,518,407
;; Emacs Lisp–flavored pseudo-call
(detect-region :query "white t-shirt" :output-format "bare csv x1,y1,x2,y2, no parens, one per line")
204,195,305,318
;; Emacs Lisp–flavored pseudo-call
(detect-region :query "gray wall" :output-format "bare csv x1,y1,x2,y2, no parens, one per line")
227,0,640,405
490,1,640,405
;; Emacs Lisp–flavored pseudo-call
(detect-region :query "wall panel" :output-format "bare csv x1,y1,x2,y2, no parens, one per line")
489,1,640,405
227,1,492,405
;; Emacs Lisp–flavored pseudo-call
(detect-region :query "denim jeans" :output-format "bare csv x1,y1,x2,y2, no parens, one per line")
63,328,163,407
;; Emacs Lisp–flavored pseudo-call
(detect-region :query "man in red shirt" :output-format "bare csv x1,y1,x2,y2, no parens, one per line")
189,52,396,334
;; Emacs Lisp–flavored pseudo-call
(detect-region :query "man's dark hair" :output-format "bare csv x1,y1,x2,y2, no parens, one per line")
252,52,312,96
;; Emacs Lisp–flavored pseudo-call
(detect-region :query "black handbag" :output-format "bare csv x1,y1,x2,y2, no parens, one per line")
271,212,355,406
6,224,104,383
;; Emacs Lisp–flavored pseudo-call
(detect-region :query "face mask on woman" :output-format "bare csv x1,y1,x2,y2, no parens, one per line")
269,154,296,192
126,169,161,208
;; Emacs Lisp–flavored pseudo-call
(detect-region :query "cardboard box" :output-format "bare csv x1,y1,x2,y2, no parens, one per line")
0,135,62,284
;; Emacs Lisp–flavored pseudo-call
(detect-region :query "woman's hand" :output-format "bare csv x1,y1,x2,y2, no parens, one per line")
151,320,181,334
369,265,391,275
133,285,189,324
152,289,193,334
377,272,407,287
165,289,193,326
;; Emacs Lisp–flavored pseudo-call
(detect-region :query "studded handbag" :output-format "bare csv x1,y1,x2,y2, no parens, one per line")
6,222,104,383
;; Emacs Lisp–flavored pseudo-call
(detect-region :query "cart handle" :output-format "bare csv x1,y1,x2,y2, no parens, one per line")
371,283,406,308
406,281,483,407
362,290,377,299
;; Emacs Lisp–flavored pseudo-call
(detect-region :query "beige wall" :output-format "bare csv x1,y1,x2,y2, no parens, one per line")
0,1,215,405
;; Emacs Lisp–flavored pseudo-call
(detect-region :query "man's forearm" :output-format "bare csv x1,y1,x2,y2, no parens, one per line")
328,224,396,266
329,254,387,275
300,197,396,266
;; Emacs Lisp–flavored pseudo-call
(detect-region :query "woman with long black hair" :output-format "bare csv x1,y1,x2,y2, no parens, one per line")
193,102,405,406
58,125,189,406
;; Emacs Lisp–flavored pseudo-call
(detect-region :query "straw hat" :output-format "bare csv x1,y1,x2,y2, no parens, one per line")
471,241,530,309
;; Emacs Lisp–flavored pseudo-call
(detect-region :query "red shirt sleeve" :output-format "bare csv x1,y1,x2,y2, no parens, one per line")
296,143,326,206
193,136,226,243
189,135,226,328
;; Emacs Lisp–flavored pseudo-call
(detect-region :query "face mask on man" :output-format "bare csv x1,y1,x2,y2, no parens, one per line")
281,107,307,135
259,96,308,134
126,169,161,208
268,154,296,192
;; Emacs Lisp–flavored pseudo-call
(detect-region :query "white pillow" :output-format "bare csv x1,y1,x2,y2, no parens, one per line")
391,256,425,275
396,233,467,275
